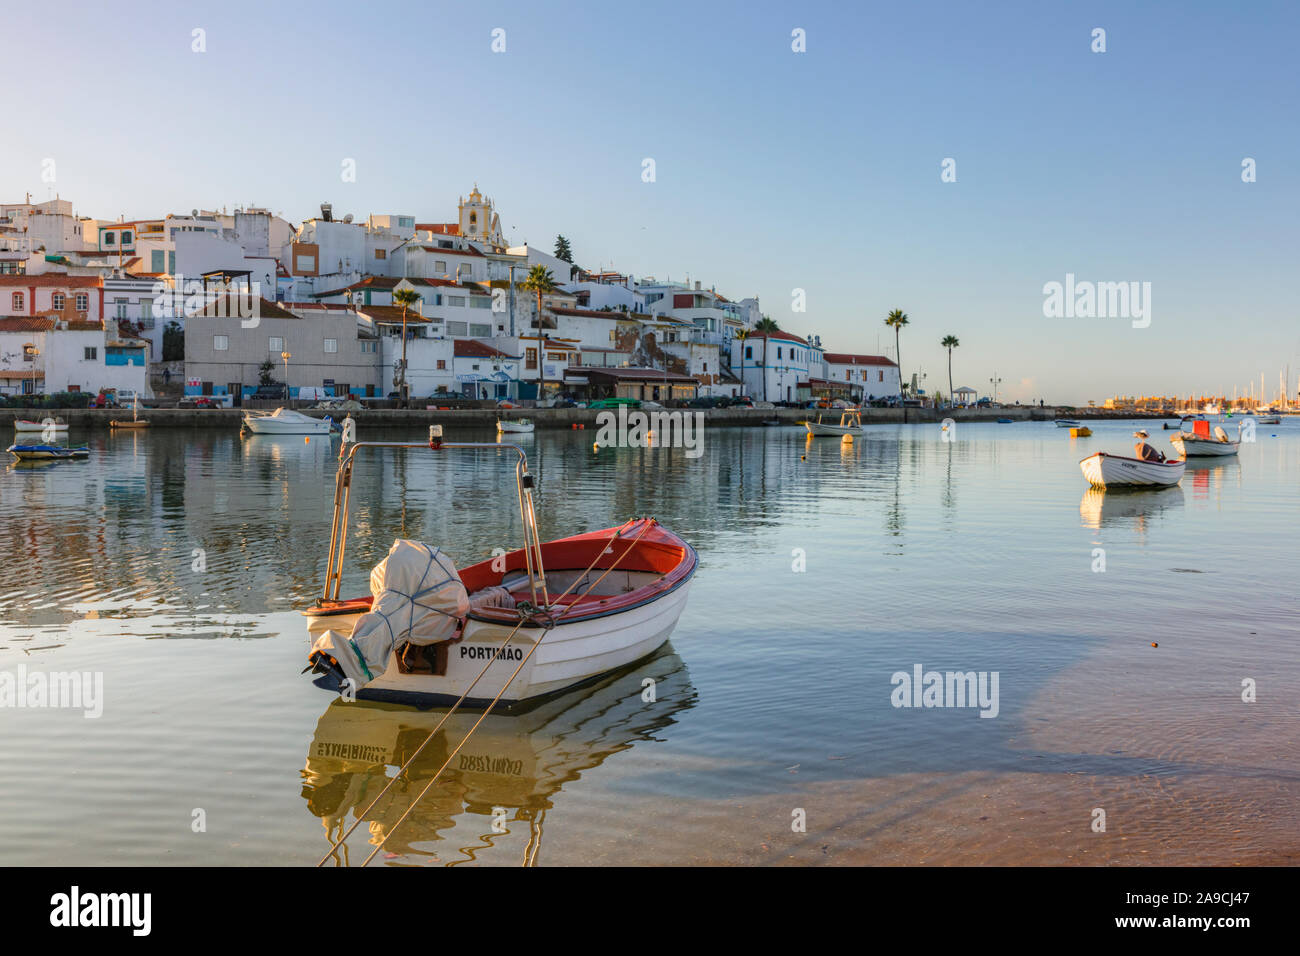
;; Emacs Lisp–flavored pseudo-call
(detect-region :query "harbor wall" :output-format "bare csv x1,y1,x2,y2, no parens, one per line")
1,406,1175,430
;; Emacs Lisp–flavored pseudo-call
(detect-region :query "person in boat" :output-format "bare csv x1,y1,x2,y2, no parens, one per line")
1133,430,1165,462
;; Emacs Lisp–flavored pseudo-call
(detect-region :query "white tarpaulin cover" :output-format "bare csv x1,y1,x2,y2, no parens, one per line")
311,539,468,683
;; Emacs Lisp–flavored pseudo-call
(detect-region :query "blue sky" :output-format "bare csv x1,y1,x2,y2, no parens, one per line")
6,0,1298,404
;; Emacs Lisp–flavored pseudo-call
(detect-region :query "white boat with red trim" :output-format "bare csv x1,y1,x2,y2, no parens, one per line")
302,429,696,710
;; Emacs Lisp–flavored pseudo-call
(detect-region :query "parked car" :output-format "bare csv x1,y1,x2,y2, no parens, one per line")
178,396,220,409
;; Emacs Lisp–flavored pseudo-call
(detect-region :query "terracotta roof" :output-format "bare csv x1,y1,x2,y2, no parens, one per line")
454,339,515,359
357,305,433,325
0,274,101,287
745,330,808,345
0,317,56,331
822,352,898,367
0,369,44,380
282,301,355,312
415,223,459,235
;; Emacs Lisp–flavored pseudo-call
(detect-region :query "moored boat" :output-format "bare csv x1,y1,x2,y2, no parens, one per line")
496,418,535,434
7,443,89,461
242,407,335,435
1170,421,1240,457
302,430,696,710
109,397,149,429
1070,426,1092,437
13,417,68,433
1080,451,1185,488
802,408,863,437
1055,419,1081,428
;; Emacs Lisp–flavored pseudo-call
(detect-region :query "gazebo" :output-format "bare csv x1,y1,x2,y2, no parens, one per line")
953,386,978,407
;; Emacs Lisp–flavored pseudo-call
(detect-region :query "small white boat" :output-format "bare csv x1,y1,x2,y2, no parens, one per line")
303,431,696,709
496,418,535,434
803,408,863,437
13,417,68,433
1170,426,1240,457
1054,419,1081,428
242,407,335,435
1080,451,1185,488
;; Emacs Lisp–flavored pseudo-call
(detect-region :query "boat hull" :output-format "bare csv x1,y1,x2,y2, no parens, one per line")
13,420,67,433
7,444,88,461
1080,452,1185,488
496,421,535,434
1170,435,1239,457
1055,420,1081,428
242,412,333,434
804,422,863,437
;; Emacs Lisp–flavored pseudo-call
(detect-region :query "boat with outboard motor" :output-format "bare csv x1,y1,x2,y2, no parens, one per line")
7,443,89,462
242,407,337,435
1170,419,1240,457
802,408,863,437
302,427,697,710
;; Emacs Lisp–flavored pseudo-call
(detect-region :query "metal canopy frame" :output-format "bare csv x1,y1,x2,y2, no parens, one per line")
319,428,550,609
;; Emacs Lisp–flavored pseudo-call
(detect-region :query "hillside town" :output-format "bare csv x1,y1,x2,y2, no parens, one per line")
0,188,902,408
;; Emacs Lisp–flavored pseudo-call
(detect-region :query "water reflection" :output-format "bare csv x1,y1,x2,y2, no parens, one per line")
302,645,695,866
1079,486,1185,531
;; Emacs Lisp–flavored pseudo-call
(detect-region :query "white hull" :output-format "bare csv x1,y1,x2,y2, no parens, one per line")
496,420,535,434
804,422,863,437
312,580,693,708
1054,420,1080,428
13,420,67,433
242,408,334,434
1080,452,1185,488
1170,435,1240,457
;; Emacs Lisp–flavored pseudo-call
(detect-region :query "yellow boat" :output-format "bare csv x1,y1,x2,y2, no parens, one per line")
1070,426,1092,438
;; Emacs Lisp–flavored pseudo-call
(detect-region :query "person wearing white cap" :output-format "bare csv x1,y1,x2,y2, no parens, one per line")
1133,429,1166,462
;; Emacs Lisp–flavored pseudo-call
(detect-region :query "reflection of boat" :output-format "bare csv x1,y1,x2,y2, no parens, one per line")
1080,452,1185,488
802,408,863,437
7,443,88,461
496,419,535,434
1079,486,1184,529
1170,421,1239,457
303,431,697,709
242,407,335,434
1055,419,1080,428
13,417,67,433
303,645,694,865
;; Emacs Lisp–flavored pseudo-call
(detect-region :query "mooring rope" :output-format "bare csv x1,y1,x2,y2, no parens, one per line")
316,518,648,867
356,519,656,867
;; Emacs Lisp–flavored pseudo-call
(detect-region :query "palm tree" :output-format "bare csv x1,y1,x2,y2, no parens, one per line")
392,287,422,404
941,335,959,409
523,265,558,401
885,309,909,404
754,316,780,333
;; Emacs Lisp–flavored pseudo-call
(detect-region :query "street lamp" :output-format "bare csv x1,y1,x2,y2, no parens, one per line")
989,373,1003,404
281,350,291,406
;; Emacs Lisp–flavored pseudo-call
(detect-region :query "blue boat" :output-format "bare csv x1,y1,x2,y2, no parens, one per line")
7,443,90,462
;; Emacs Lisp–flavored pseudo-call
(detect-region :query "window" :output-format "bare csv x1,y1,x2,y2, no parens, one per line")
360,340,377,353
296,254,315,272
374,248,387,260
434,260,447,273
745,346,752,359
878,370,884,382
141,299,153,327
268,336,284,352
11,292,23,311
432,294,442,306
777,347,783,360
469,323,490,337
446,321,467,336
703,362,708,372
168,251,176,273
104,232,115,246
151,250,165,272
323,338,338,353
526,348,537,369
447,296,466,307
51,293,64,311
115,298,128,319
471,363,481,371
213,335,228,351
84,346,98,360
22,343,35,362
547,351,564,361
121,231,132,245
469,297,490,309
435,359,446,370
75,293,88,312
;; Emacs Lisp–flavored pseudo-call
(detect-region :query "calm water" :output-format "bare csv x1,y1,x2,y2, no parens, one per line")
2,418,1297,865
